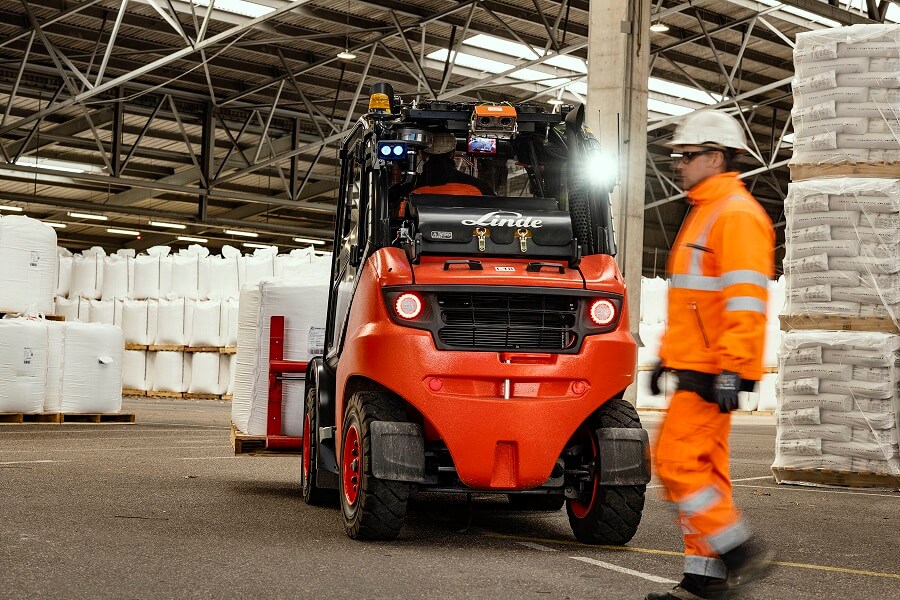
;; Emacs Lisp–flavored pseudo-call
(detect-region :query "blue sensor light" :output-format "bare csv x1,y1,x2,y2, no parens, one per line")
376,141,408,160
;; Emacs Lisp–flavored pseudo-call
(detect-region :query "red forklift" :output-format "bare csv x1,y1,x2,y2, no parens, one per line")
302,83,648,542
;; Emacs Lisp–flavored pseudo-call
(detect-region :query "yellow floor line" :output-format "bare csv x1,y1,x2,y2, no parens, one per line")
485,532,900,580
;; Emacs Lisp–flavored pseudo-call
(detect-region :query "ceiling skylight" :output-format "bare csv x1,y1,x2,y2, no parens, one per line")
462,34,541,60
648,99,695,117
190,0,274,19
649,78,724,105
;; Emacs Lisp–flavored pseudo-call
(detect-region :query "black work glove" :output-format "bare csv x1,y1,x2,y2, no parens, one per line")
649,362,665,396
714,371,741,413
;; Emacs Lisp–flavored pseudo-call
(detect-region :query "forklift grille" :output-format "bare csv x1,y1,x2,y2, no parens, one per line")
436,293,579,351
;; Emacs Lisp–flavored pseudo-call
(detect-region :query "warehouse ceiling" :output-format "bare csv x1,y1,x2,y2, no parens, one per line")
0,0,895,269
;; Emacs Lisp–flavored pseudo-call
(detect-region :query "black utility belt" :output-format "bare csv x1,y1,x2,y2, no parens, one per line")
675,369,757,404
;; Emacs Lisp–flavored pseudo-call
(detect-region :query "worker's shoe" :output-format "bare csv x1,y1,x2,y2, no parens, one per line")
720,539,776,593
645,575,728,600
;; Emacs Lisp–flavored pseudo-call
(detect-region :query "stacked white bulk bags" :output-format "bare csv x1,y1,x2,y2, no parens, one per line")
783,178,900,322
101,253,130,300
232,265,330,435
200,245,241,300
791,24,900,169
57,248,73,299
188,352,227,395
0,318,49,413
772,331,899,481
70,246,106,300
122,299,158,345
123,350,149,392
242,246,278,287
189,300,222,347
44,321,66,412
0,215,58,314
132,246,170,300
155,298,190,346
150,351,190,393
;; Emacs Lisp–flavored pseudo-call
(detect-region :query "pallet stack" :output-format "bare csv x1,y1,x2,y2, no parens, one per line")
773,24,900,488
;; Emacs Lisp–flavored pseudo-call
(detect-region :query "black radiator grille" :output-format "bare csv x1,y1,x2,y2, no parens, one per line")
436,293,578,351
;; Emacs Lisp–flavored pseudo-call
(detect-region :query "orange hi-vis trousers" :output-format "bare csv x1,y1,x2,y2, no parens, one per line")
655,389,751,579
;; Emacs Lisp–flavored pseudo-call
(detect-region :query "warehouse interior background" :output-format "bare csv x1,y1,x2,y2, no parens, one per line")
2,0,897,273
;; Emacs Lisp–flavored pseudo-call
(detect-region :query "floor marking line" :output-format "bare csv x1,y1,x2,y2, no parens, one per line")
0,459,66,465
488,533,900,580
176,456,237,461
515,541,557,552
570,557,678,584
732,484,900,499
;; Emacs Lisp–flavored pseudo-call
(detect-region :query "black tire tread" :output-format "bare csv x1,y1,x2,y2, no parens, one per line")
567,398,646,545
301,388,336,506
342,391,410,541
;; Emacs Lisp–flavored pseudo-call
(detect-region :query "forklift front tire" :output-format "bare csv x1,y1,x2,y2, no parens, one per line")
301,388,336,506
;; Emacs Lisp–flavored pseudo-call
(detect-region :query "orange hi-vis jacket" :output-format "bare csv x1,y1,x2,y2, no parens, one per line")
659,172,775,381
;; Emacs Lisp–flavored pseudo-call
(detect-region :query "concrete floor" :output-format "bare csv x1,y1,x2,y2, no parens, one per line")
1,398,897,599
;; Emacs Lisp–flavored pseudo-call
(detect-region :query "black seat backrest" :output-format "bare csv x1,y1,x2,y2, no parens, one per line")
409,194,560,212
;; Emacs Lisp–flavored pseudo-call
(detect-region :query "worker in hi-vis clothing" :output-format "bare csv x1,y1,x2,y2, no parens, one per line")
647,110,776,600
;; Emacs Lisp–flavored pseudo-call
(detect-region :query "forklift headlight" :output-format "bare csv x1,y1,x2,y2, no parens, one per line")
377,141,408,160
588,298,617,327
394,292,424,320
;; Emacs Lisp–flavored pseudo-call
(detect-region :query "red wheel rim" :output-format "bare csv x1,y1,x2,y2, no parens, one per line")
342,423,361,506
569,426,599,518
302,412,312,485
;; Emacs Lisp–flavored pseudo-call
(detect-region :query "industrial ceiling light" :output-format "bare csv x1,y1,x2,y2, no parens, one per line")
67,211,108,221
149,221,186,229
547,98,564,106
224,229,259,238
293,237,326,245
650,22,670,33
0,205,24,212
177,236,208,243
337,49,356,60
44,222,66,228
243,242,274,249
107,228,140,236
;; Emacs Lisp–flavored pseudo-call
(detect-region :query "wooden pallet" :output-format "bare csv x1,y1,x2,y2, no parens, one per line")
789,162,900,181
125,344,149,351
182,392,222,400
147,390,185,399
184,346,221,353
219,347,237,355
221,394,233,401
772,466,899,490
122,388,147,397
148,344,184,352
230,424,301,456
780,314,899,334
0,310,65,321
0,412,135,424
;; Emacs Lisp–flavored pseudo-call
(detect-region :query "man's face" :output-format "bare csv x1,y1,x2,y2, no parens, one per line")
672,145,725,191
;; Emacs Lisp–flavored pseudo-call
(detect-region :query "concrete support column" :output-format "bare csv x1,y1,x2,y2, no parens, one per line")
586,0,650,401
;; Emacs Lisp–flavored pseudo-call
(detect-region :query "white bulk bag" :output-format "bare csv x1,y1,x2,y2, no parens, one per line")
199,245,241,300
0,319,48,413
640,277,668,325
218,298,239,347
151,351,188,393
637,321,665,368
101,254,129,300
55,296,81,322
156,298,187,346
132,246,170,300
57,248,73,298
122,299,158,345
159,256,174,298
123,350,148,392
189,300,222,347
171,252,200,299
232,269,329,435
59,322,123,413
275,247,316,280
0,215,58,313
188,352,221,394
242,247,278,287
44,320,66,412
218,353,233,395
88,299,115,326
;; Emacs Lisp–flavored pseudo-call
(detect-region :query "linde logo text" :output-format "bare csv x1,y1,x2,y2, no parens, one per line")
461,211,543,228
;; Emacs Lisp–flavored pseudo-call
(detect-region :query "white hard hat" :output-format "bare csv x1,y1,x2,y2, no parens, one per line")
667,110,749,152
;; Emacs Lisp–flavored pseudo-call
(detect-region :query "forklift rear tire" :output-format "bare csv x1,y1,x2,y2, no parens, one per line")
507,494,566,511
340,390,411,540
566,398,646,545
301,388,336,506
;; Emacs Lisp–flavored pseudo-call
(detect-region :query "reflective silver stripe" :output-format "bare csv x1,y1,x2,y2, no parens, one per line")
684,555,727,579
725,296,767,314
678,485,722,516
706,520,752,554
670,274,722,291
721,269,769,289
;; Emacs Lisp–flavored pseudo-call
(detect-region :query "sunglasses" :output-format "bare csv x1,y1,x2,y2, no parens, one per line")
670,149,722,164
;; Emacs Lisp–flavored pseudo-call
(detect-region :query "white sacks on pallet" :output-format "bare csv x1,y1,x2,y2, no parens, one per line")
132,246,170,300
150,351,190,393
792,25,900,167
44,321,66,412
122,299,158,345
199,245,240,300
189,300,222,347
0,319,49,413
57,247,72,298
242,246,278,287
772,331,900,481
0,215,58,314
58,322,123,413
156,298,191,346
170,247,207,300
232,268,329,435
783,178,900,321
101,254,130,300
123,350,149,392
70,247,105,300
188,352,226,394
